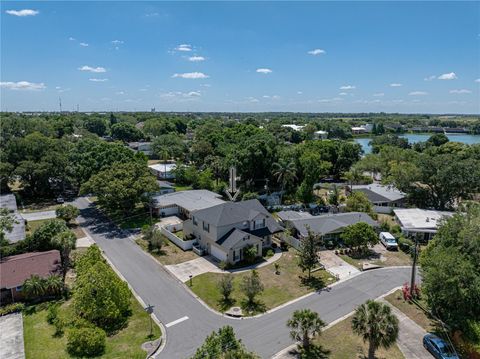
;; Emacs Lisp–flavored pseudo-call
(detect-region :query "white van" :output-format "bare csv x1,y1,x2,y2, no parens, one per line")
379,232,398,251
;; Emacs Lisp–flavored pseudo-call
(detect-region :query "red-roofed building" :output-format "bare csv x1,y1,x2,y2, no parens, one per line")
0,250,61,304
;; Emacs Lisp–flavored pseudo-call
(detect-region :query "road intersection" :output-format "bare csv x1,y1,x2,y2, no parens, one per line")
75,197,417,359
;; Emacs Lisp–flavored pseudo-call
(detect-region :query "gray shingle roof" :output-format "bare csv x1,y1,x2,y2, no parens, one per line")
0,194,18,212
277,210,313,221
289,212,377,237
217,228,262,250
350,184,405,203
152,190,224,212
4,213,26,243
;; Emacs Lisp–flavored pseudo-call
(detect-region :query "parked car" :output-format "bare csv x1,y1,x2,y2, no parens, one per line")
379,232,398,251
56,196,65,204
423,333,459,359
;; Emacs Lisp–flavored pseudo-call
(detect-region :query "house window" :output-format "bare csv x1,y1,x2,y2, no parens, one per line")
15,286,23,292
193,217,198,226
254,218,265,229
203,222,210,232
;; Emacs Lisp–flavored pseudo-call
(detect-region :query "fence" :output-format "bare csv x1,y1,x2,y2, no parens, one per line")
160,223,196,251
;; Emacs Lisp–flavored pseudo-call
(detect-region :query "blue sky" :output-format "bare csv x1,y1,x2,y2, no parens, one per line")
1,1,479,113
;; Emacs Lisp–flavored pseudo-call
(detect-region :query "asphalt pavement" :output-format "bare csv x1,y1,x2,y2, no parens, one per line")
74,197,418,359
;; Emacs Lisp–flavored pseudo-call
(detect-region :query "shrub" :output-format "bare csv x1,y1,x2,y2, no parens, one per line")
0,303,25,316
67,326,106,357
398,236,414,253
46,304,59,324
219,261,228,270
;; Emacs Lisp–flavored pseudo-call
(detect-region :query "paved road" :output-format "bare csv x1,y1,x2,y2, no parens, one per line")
0,313,25,359
75,198,418,359
20,210,56,221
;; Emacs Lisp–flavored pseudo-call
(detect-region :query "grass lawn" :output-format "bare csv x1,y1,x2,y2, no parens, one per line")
70,223,87,239
315,315,405,359
189,248,336,315
339,246,411,270
174,185,193,192
384,290,437,332
377,213,397,227
135,237,199,265
26,219,51,235
23,296,160,359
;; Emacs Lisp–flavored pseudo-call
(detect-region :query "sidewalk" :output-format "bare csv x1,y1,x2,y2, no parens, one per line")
380,298,431,359
319,250,360,279
0,313,25,359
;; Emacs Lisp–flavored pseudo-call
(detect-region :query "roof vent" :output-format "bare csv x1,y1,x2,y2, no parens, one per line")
426,217,430,222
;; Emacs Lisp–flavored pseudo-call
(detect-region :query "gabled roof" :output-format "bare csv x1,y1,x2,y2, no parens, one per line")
0,194,18,212
216,228,262,250
288,212,377,237
350,183,405,203
4,213,26,243
193,199,268,227
152,190,224,212
0,250,61,289
277,210,313,221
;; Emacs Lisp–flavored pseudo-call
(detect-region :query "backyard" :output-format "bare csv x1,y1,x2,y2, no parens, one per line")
135,236,199,265
314,315,405,359
23,296,161,359
189,248,336,314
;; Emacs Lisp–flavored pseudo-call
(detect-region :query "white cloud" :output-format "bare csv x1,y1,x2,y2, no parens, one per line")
338,92,348,96
263,95,280,99
438,72,457,80
390,83,402,87
172,72,209,79
409,91,428,96
111,40,124,45
79,42,89,47
319,97,343,103
145,12,159,17
116,91,125,95
307,49,326,56
5,9,39,16
449,89,471,94
247,97,259,103
89,78,108,82
0,81,45,90
187,91,201,97
373,92,385,97
175,44,192,52
424,75,436,81
475,78,480,83
160,91,202,99
339,85,355,90
78,65,106,73
188,56,205,62
256,68,272,74
297,91,303,95
69,37,76,41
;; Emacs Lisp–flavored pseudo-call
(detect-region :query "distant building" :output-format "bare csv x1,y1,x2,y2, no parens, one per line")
156,181,176,195
393,208,454,241
276,210,313,225
314,130,328,140
148,163,177,179
347,184,406,213
128,142,152,156
362,124,374,133
282,124,306,132
151,190,224,218
0,194,26,244
0,250,61,303
351,127,366,134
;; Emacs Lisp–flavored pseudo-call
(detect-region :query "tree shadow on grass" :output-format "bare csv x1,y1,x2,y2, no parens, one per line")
300,276,326,291
240,299,267,315
218,298,236,312
293,344,330,359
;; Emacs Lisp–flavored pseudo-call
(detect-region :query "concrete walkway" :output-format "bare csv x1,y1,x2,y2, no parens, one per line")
319,250,360,279
380,298,431,359
0,313,25,359
20,210,56,221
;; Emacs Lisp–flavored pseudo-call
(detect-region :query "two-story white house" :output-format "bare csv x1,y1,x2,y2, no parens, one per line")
183,199,283,264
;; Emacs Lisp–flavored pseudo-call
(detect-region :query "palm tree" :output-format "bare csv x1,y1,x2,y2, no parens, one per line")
344,167,364,195
23,275,46,299
44,275,64,296
351,300,399,359
272,159,297,204
287,309,326,352
52,230,77,278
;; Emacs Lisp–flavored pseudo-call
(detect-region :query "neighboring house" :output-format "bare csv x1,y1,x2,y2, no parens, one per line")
0,250,61,303
149,163,177,179
347,183,406,213
151,190,224,218
362,124,374,133
128,141,152,156
0,194,26,244
283,212,378,242
156,181,176,195
183,199,283,264
313,130,328,140
276,210,313,225
393,208,454,241
282,124,305,132
351,126,367,134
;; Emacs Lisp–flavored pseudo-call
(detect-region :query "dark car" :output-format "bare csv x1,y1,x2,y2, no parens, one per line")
423,333,459,359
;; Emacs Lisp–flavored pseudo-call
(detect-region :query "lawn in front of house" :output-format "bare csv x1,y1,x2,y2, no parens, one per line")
339,245,412,270
23,295,161,359
26,219,51,235
314,315,405,359
135,237,199,265
189,248,336,314
384,290,437,332
174,185,193,192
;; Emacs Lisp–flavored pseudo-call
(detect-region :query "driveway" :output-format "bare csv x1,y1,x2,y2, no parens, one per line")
381,299,431,359
20,210,56,222
165,256,220,282
319,250,360,279
0,313,25,359
74,197,419,359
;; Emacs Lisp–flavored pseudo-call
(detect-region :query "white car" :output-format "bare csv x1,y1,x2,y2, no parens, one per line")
379,232,398,251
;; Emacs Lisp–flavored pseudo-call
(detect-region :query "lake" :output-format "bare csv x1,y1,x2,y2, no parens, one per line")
355,134,480,154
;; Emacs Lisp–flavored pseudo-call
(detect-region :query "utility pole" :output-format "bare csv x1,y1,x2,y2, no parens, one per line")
59,97,62,112
410,234,420,297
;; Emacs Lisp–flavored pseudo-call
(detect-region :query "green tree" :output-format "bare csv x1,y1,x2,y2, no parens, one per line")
192,326,258,359
197,168,214,191
240,270,264,307
352,300,399,359
142,225,164,252
420,203,480,331
297,180,314,204
44,275,64,296
0,208,17,242
52,230,77,278
345,191,374,214
272,159,297,204
110,122,143,142
287,309,326,355
67,326,106,357
152,133,186,161
298,229,320,279
218,275,234,303
23,275,46,298
80,162,158,214
84,117,108,137
328,184,341,206
341,222,378,252
55,204,80,223
427,133,449,147
27,219,69,251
